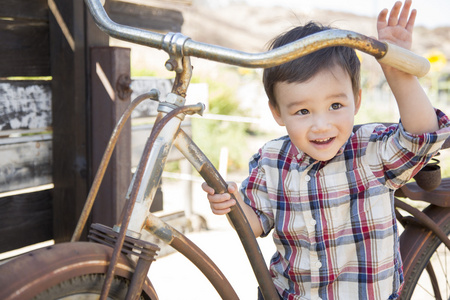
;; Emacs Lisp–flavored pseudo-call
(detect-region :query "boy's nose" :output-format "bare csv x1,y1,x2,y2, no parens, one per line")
311,114,331,132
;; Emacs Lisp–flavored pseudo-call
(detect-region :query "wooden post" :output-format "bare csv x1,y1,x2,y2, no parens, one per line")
90,47,131,227
49,0,109,242
49,0,88,243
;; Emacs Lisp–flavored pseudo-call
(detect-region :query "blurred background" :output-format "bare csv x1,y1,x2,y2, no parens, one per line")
107,1,450,298
112,0,450,202
1,0,448,298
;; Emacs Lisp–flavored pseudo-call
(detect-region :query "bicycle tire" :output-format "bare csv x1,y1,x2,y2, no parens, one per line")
0,242,158,300
33,273,147,300
399,205,450,299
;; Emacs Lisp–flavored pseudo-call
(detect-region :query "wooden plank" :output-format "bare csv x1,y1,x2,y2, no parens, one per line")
0,0,48,21
0,19,50,77
0,189,53,253
0,77,202,194
0,136,52,193
0,81,52,132
109,0,184,32
90,47,131,227
50,0,89,243
130,78,173,118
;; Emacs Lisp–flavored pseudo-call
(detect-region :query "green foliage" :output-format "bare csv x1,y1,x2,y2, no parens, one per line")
192,76,249,171
130,67,159,78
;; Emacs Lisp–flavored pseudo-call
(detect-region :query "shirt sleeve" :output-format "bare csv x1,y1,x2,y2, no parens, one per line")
239,149,274,237
365,108,450,189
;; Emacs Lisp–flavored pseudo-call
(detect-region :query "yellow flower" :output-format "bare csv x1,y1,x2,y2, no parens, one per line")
356,50,363,63
237,67,253,76
425,49,447,72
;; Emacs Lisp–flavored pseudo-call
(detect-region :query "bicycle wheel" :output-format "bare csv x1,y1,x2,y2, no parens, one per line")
399,205,450,300
33,273,147,300
0,242,158,300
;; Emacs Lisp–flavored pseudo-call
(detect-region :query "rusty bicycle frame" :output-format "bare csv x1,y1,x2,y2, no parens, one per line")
1,0,448,299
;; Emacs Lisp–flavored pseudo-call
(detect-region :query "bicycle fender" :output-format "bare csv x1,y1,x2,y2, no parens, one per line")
399,205,450,279
0,242,158,300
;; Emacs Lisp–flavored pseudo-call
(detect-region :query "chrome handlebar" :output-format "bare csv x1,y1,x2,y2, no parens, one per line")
85,0,430,76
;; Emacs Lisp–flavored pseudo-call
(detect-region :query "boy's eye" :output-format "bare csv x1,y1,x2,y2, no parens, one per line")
296,109,309,115
330,103,342,110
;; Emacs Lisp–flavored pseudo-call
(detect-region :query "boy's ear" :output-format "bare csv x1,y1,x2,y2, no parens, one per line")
269,102,285,126
354,89,362,115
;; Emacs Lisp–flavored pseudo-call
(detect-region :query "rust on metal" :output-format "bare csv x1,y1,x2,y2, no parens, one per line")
88,223,160,260
144,215,240,299
172,130,279,300
171,56,193,98
0,242,158,300
395,178,450,207
396,203,450,293
116,73,133,100
395,198,450,250
71,90,160,243
99,103,205,299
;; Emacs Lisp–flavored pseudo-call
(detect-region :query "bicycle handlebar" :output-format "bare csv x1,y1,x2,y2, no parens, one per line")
85,0,430,77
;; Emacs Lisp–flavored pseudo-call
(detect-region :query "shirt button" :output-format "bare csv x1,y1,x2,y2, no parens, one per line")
310,219,317,226
305,175,311,182
315,261,322,268
297,154,302,160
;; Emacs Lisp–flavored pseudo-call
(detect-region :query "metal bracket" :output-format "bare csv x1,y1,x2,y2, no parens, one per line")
162,32,191,73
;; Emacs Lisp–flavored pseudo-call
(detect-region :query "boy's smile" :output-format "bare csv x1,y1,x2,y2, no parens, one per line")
270,65,361,161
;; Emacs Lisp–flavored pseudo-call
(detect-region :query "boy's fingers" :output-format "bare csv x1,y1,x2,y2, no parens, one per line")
201,182,214,194
387,1,402,26
227,182,238,193
210,199,236,215
405,9,416,32
208,192,231,203
210,199,235,210
211,207,231,215
397,0,412,27
377,8,388,30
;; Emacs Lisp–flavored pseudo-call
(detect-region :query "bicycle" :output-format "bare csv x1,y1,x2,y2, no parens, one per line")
0,0,448,299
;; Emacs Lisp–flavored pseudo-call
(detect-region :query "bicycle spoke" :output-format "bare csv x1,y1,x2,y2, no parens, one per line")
416,280,436,299
435,244,450,299
435,243,450,300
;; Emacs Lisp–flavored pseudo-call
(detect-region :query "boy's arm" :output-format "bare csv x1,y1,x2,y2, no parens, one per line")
377,0,439,134
202,182,264,237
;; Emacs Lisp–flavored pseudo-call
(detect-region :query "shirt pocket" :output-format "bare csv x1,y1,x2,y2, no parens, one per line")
318,168,378,227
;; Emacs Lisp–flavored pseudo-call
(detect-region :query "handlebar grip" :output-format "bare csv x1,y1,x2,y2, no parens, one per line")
377,42,430,77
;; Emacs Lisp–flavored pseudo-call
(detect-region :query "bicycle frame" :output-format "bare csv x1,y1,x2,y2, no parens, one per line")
17,0,438,299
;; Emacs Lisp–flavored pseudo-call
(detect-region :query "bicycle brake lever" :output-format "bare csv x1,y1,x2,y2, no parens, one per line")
184,103,205,116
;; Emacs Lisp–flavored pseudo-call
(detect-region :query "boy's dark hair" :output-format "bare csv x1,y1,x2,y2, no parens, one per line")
263,22,361,110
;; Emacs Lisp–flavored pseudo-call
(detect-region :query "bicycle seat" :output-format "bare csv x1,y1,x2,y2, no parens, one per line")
395,177,450,207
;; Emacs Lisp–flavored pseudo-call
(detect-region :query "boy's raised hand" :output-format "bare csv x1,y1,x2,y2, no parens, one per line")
376,0,438,135
377,0,416,51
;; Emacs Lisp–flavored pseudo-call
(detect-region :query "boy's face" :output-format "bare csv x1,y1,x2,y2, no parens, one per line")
270,65,361,161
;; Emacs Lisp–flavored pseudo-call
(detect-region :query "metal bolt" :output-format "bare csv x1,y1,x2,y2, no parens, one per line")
115,74,132,101
165,59,178,71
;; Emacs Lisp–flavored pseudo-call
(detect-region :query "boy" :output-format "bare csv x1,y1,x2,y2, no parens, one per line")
202,1,450,299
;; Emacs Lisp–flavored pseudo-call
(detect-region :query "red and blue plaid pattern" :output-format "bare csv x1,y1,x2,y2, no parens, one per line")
241,110,450,300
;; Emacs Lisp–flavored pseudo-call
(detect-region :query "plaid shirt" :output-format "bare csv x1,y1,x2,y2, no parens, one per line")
241,110,450,300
